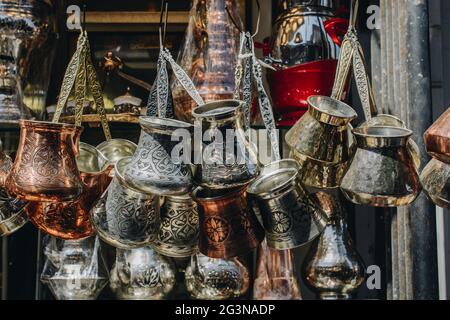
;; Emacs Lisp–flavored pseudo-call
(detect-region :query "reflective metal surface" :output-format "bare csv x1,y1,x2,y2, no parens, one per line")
0,145,12,188
123,117,194,196
193,100,259,189
424,107,450,164
185,253,249,300
0,191,28,236
110,247,176,300
153,194,199,258
6,120,84,202
341,126,422,207
421,158,450,209
96,138,137,167
113,89,142,115
193,185,264,259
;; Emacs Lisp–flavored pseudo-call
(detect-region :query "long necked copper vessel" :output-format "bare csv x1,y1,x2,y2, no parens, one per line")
424,107,450,164
6,120,84,202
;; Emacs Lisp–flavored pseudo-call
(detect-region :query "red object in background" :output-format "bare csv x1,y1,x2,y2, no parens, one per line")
267,59,338,126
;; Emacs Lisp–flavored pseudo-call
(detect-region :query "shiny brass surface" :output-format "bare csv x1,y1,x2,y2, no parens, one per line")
193,185,264,259
424,107,450,164
421,158,450,209
6,120,84,202
341,126,421,207
0,192,28,237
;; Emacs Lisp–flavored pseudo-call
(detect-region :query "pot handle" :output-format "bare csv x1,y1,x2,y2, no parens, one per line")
72,127,83,156
324,18,349,46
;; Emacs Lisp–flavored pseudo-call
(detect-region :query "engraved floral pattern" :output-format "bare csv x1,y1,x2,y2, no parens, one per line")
205,217,230,243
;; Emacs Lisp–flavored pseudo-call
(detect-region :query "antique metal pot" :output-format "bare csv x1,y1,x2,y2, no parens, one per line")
122,117,194,196
26,143,112,240
340,126,421,207
90,157,160,249
110,247,176,300
192,100,259,189
424,107,450,164
421,158,450,209
6,120,84,202
185,253,249,300
153,194,199,258
96,138,137,167
247,159,327,250
193,185,264,259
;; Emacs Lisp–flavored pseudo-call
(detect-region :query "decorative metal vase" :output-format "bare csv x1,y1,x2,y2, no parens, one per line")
247,159,327,250
96,139,137,167
110,247,176,300
421,158,450,209
192,100,259,189
26,143,112,240
6,120,84,202
171,0,241,122
153,194,199,258
185,253,249,300
193,185,264,259
0,0,57,122
123,117,194,196
424,107,450,164
90,157,160,249
341,126,421,207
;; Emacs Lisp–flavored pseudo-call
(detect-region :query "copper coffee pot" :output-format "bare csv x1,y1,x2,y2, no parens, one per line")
424,107,450,164
6,120,84,202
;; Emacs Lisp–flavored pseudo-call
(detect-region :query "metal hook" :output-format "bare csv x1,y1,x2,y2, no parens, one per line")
158,0,169,47
80,2,87,32
252,0,261,38
350,0,359,28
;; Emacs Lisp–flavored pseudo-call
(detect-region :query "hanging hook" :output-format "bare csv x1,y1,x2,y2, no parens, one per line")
350,0,359,28
252,0,261,38
158,0,169,48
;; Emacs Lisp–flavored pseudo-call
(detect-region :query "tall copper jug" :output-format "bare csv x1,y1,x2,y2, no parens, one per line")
6,120,83,202
424,107,450,164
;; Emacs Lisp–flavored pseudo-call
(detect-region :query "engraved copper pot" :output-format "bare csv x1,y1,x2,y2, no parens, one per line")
424,107,450,164
90,157,160,249
192,100,259,189
420,158,450,209
26,143,112,240
340,126,421,207
193,185,264,259
247,159,327,250
122,117,194,196
185,253,249,300
153,194,199,258
6,120,84,202
286,96,357,189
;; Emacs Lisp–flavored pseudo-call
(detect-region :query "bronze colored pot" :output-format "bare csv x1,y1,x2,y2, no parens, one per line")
193,186,264,259
6,120,84,202
421,158,450,209
424,107,450,164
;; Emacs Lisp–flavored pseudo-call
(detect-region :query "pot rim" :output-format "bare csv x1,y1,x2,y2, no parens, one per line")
192,100,243,121
20,120,82,131
192,185,247,202
139,116,194,133
307,96,357,126
353,126,413,148
77,142,110,174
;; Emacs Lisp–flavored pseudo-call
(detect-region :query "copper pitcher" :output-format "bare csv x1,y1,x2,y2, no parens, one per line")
26,143,112,240
6,120,84,202
193,186,264,259
424,107,450,164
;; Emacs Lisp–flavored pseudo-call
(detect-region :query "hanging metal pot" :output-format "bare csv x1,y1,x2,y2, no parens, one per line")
96,139,137,167
90,157,160,249
420,158,450,209
424,107,450,164
193,185,264,259
6,120,84,202
122,117,194,196
110,246,176,300
247,159,327,250
153,194,199,258
192,100,260,189
340,126,421,207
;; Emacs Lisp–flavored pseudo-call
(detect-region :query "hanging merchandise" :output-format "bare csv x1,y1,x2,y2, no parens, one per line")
90,157,160,249
96,139,137,168
171,0,241,122
420,158,450,209
113,88,142,115
285,95,357,189
0,0,57,122
153,194,199,258
340,127,421,207
253,242,302,300
302,192,365,300
424,108,450,164
193,186,264,259
26,143,112,240
185,253,249,300
0,190,28,236
110,247,176,300
247,159,327,250
261,0,348,126
41,236,109,300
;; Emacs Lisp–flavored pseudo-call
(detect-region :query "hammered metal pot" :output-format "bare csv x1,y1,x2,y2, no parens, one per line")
193,185,264,259
90,157,160,249
421,158,450,209
424,107,450,164
340,126,422,207
185,253,249,300
153,194,199,258
247,159,327,250
192,100,260,189
6,120,84,202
